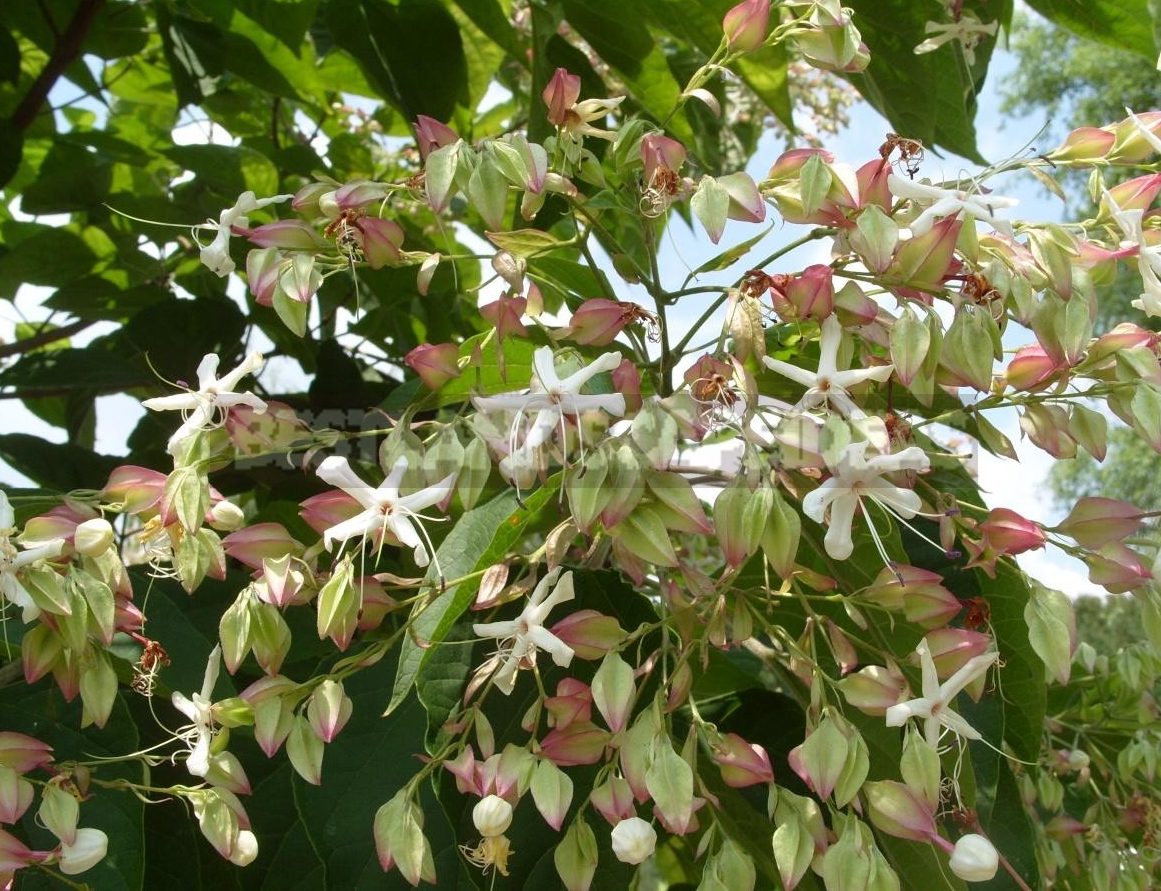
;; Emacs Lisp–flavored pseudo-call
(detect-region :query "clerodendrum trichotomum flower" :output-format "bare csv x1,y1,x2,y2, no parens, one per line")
142,352,268,455
762,314,893,418
171,645,222,778
315,455,455,568
473,568,576,694
887,172,1017,237
473,347,626,483
885,638,998,748
803,441,930,560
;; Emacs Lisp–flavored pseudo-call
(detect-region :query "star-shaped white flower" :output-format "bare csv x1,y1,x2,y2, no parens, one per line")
913,13,998,65
1102,183,1161,317
762,315,893,418
885,638,998,748
803,441,930,560
199,191,293,276
0,492,64,623
142,352,268,455
473,568,576,694
888,173,1017,237
315,455,455,567
171,645,221,778
473,347,626,483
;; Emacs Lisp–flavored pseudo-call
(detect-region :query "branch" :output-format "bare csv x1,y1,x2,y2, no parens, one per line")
0,319,93,359
11,0,107,131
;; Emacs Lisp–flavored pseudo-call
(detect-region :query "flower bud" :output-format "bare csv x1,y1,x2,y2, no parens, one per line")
978,508,1045,555
712,733,774,788
864,780,937,842
714,479,773,568
404,342,460,390
782,265,835,321
307,680,353,743
590,775,635,825
837,664,908,716
543,68,581,127
208,501,245,532
415,115,458,159
238,220,327,251
72,518,114,557
101,465,166,515
723,0,770,51
1085,542,1153,593
863,565,960,629
373,790,436,884
544,679,593,730
948,834,998,882
480,293,528,341
1046,126,1115,162
567,298,633,346
720,171,766,224
222,522,301,570
1004,345,1060,392
540,722,610,767
889,216,961,291
473,794,514,837
610,817,656,865
58,827,109,875
590,652,636,733
612,358,642,414
39,781,79,846
0,765,33,823
357,217,405,269
286,715,324,785
1056,497,1144,549
531,759,574,830
227,829,258,867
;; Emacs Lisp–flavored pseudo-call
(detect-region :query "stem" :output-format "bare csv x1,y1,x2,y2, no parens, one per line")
0,319,93,359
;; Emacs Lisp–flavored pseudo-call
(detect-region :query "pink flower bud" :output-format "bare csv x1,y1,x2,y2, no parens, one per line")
292,182,331,215
1046,126,1116,162
591,653,636,734
540,722,610,767
543,68,581,127
890,216,961,292
0,733,53,773
545,678,593,729
21,503,96,546
356,217,405,269
1086,543,1153,593
865,780,938,842
299,490,362,537
978,508,1046,555
590,775,635,825
480,293,528,341
1089,322,1157,362
0,766,33,823
567,298,635,346
222,523,302,571
784,265,835,321
921,629,993,682
723,0,770,51
115,598,145,634
720,171,766,224
357,575,398,631
1057,497,1144,549
864,565,961,629
307,680,353,743
236,220,327,251
246,246,282,306
404,342,461,390
712,733,774,787
838,664,909,716
21,625,61,684
333,180,391,211
1111,110,1161,162
415,115,458,159
612,358,643,414
1108,172,1161,212
549,610,626,660
641,134,686,182
259,554,306,608
0,827,39,874
226,400,305,456
766,148,834,182
1005,345,1060,392
1045,814,1087,841
856,158,892,210
101,465,166,516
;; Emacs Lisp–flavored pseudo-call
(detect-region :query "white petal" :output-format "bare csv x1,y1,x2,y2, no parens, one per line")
1126,108,1161,155
322,510,381,551
762,357,819,390
527,625,575,668
802,479,842,523
0,491,12,528
939,651,999,702
217,352,264,392
822,492,859,560
316,457,377,508
200,645,222,700
473,620,518,639
532,347,562,391
397,474,457,514
556,351,623,393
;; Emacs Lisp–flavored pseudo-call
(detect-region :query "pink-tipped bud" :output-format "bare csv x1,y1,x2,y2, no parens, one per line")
332,180,391,211
0,827,38,874
1046,126,1116,162
590,775,635,825
222,523,302,571
0,766,33,823
723,0,771,51
298,490,362,537
259,554,306,608
838,664,909,716
237,220,327,252
865,780,938,842
856,158,892,210
780,265,835,322
101,465,166,516
543,68,581,127
864,565,961,629
404,342,460,390
720,171,766,224
978,508,1046,556
890,216,962,291
1108,172,1161,212
307,680,353,743
356,217,404,269
246,246,282,306
1086,543,1153,593
1057,497,1144,549
591,653,636,734
712,733,774,787
1111,110,1161,162
545,678,593,729
415,115,458,159
0,733,53,773
566,298,634,347
641,134,686,182
1005,345,1060,392
549,610,626,660
612,358,642,414
539,722,610,767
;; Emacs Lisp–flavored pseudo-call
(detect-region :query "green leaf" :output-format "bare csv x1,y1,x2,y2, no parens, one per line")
0,434,120,491
692,223,774,274
386,481,559,714
1023,0,1156,60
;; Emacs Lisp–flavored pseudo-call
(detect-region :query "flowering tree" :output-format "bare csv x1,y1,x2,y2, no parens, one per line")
1,1,1161,889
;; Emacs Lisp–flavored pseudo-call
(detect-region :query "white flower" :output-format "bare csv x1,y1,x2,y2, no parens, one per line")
227,830,259,867
142,352,267,455
610,817,657,865
1102,184,1161,317
472,795,514,838
171,645,222,779
948,833,999,882
58,827,109,875
473,569,576,694
199,191,293,276
0,491,64,623
473,347,626,483
887,173,1017,237
803,441,929,560
913,14,998,65
885,639,998,748
762,315,893,418
315,455,455,567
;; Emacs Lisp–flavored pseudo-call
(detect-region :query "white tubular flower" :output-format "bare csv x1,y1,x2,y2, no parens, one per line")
887,173,1017,237
473,347,626,482
885,639,999,749
0,491,64,623
913,14,998,65
315,455,455,567
762,315,893,418
610,817,657,865
1102,184,1161,318
199,191,293,276
803,441,929,560
473,569,576,694
142,352,267,455
171,646,222,779
948,833,999,882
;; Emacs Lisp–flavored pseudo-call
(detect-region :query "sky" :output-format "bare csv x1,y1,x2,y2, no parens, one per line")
0,23,1117,597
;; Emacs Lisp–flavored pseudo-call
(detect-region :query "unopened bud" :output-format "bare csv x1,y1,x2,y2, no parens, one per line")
473,794,514,838
723,0,770,52
405,342,460,390
948,834,998,882
73,519,115,557
610,817,656,865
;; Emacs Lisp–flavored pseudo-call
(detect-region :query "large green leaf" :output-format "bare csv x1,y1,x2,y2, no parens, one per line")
1023,0,1156,59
